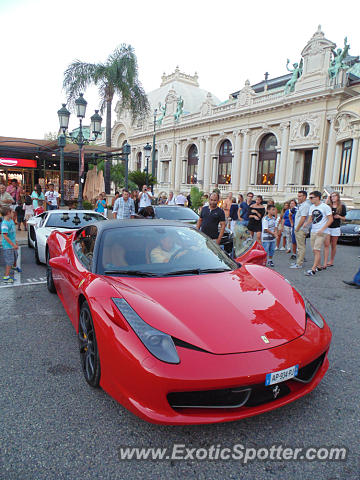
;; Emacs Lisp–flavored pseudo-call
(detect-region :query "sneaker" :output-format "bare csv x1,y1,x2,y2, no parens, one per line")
268,260,274,267
3,276,14,284
11,266,22,273
279,247,286,251
305,269,316,276
290,254,297,260
290,264,303,269
275,246,279,251
286,249,291,253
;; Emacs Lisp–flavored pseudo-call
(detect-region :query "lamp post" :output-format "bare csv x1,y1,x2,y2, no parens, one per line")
144,142,152,187
151,109,157,193
57,94,102,210
57,104,70,207
122,141,131,189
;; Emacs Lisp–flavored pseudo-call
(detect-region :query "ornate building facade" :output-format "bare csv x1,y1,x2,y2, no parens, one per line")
111,27,360,205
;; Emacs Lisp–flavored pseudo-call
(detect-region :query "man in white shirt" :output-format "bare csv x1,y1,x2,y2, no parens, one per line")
290,190,311,269
304,191,333,276
175,192,187,206
45,184,59,210
138,185,153,214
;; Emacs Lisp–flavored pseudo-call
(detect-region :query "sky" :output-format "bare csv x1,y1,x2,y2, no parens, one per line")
0,0,359,139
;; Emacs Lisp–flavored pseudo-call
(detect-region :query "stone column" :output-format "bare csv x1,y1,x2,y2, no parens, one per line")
274,150,281,184
349,136,359,184
310,148,318,185
286,150,296,184
250,153,258,185
182,158,187,184
130,147,137,171
331,143,341,185
239,129,250,191
203,136,211,192
211,156,218,185
231,130,241,191
174,141,182,193
168,159,173,186
141,151,146,171
278,122,290,190
323,116,337,186
159,161,164,183
197,137,205,185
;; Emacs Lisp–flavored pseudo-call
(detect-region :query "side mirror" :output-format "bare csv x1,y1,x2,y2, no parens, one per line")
49,257,71,271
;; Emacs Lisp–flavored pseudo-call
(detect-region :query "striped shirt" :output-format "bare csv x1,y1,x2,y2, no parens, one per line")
113,197,135,219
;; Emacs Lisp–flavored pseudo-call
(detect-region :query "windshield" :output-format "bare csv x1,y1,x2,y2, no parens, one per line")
97,225,237,276
46,212,106,229
233,223,255,257
154,206,199,221
345,210,360,222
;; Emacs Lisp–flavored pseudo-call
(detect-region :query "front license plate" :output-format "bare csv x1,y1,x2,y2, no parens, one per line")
265,365,299,386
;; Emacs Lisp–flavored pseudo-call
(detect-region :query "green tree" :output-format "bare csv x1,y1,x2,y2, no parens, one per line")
189,186,204,213
129,170,157,190
63,44,149,193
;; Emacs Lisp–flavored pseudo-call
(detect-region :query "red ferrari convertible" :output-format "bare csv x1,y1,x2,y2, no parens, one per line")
47,220,331,425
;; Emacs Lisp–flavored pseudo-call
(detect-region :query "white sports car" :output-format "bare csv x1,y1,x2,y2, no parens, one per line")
27,210,107,264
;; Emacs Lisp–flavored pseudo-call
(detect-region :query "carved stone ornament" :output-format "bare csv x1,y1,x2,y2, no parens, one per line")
165,87,178,116
290,114,320,146
261,123,270,134
236,80,255,107
334,113,359,141
200,92,215,117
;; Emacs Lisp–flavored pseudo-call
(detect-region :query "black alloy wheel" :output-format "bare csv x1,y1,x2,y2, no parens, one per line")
78,302,101,387
46,250,56,294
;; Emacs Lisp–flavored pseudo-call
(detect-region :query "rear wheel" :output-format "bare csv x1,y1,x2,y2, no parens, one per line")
34,242,41,265
27,232,32,248
46,250,56,294
78,302,101,387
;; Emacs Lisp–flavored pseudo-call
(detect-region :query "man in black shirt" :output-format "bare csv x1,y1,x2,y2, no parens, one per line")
196,193,226,244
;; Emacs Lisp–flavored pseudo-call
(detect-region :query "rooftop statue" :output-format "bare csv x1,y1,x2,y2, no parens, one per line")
284,58,303,95
174,96,184,121
157,102,167,126
328,37,350,80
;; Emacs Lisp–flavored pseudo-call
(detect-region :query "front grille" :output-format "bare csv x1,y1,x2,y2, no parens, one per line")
294,352,326,383
168,387,251,409
168,352,327,411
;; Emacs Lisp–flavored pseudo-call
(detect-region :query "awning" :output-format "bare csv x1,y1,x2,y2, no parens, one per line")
0,157,37,168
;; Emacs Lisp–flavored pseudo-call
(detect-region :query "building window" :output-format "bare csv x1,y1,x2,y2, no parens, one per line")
187,144,198,184
257,134,277,185
218,140,232,184
338,139,353,184
136,152,142,171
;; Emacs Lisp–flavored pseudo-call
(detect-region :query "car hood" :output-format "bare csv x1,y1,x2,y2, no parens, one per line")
341,223,360,232
109,265,306,354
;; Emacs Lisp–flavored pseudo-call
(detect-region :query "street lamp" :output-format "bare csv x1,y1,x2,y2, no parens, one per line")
144,142,152,187
57,104,70,207
57,93,102,210
151,109,157,193
122,142,131,189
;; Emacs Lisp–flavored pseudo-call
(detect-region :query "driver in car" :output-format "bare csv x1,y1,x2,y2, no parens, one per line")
150,233,182,263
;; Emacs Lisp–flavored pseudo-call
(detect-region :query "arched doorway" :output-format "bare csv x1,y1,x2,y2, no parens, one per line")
218,140,232,184
187,144,198,184
257,134,277,185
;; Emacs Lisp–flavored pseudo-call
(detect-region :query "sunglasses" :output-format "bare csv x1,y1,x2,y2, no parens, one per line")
309,196,315,199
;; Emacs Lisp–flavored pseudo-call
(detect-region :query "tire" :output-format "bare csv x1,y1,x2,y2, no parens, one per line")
46,250,56,294
34,243,41,265
78,302,101,388
28,232,32,248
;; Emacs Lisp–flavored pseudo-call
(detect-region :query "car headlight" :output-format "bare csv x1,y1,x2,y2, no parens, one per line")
304,297,324,329
353,225,360,233
112,298,180,364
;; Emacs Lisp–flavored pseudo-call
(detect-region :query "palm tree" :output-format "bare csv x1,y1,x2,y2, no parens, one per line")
63,44,149,193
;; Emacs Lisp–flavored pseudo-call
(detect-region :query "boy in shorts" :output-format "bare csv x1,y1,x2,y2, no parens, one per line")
262,204,278,267
1,206,21,284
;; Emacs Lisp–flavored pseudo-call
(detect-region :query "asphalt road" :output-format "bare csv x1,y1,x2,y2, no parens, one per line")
1,242,359,480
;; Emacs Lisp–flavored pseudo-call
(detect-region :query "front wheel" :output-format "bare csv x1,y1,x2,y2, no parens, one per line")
78,302,101,387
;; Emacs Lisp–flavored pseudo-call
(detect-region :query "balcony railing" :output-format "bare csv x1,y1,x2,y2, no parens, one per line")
286,185,312,194
252,185,277,194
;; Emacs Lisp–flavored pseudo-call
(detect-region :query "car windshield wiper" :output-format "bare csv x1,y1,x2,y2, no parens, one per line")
162,267,232,276
104,270,159,277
